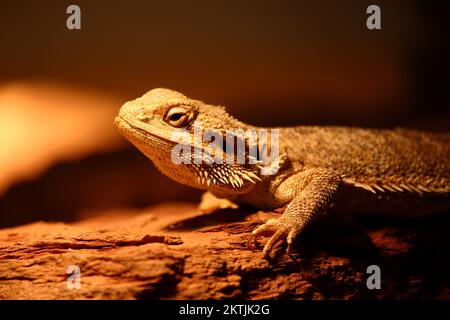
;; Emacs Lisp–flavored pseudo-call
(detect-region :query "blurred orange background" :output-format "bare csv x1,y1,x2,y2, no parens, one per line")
0,0,448,227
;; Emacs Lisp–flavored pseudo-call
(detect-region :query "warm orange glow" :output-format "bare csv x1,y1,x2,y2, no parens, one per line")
0,82,124,194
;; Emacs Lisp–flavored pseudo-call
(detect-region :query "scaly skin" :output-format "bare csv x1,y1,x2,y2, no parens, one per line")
115,88,450,260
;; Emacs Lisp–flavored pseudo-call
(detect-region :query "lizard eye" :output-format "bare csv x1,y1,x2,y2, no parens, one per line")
165,106,193,127
169,113,183,121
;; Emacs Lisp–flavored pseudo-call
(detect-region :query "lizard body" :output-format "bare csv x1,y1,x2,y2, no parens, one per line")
115,88,450,259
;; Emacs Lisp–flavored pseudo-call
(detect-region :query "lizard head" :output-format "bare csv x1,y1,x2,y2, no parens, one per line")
115,88,262,195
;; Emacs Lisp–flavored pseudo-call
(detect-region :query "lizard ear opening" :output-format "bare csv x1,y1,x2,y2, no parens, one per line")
219,132,257,165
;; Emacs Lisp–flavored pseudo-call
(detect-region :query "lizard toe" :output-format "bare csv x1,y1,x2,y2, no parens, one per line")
247,233,261,251
286,242,301,262
248,218,304,260
262,229,288,259
247,219,277,250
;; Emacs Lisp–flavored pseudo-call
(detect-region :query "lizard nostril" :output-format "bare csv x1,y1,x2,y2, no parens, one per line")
136,112,150,122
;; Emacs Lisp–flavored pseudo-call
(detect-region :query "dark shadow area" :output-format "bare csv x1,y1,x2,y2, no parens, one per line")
297,214,380,257
163,206,256,231
0,148,201,228
289,211,450,299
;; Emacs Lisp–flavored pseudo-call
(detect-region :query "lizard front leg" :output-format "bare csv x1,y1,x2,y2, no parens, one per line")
248,168,342,259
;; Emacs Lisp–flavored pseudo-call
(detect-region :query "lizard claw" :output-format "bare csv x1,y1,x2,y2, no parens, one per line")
286,242,301,262
248,218,302,260
247,233,262,251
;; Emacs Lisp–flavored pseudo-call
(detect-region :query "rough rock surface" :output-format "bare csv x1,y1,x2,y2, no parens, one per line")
0,203,449,299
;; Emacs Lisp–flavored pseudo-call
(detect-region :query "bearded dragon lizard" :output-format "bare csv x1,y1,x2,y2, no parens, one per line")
115,88,450,259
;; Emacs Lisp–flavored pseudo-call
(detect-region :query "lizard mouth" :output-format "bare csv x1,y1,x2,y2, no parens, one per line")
115,116,163,141
115,115,184,153
114,116,144,133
